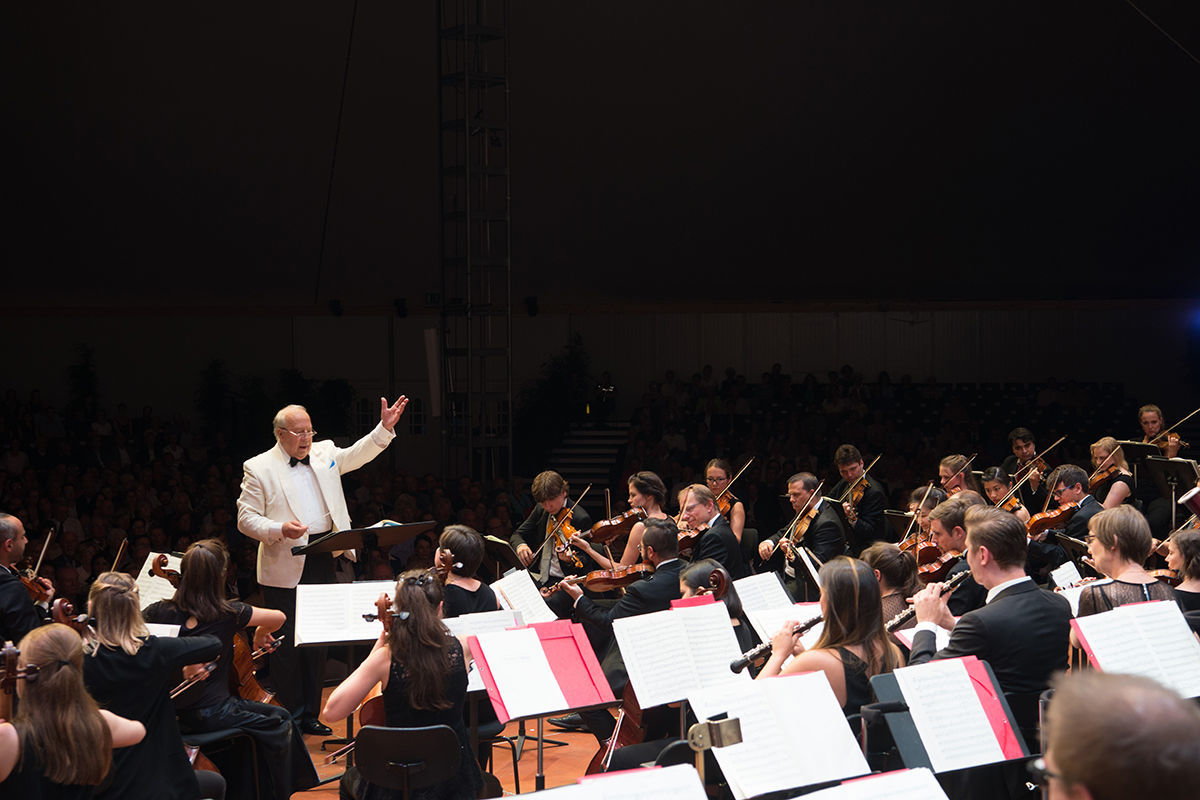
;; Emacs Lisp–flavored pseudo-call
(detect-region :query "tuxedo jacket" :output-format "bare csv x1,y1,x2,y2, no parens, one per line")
769,499,847,566
830,474,889,551
1065,494,1103,540
574,558,685,628
909,579,1072,695
0,566,49,645
694,516,747,579
945,557,988,617
510,503,596,583
236,423,393,589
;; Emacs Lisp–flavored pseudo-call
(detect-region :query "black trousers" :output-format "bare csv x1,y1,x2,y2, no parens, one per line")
178,696,318,800
260,551,336,721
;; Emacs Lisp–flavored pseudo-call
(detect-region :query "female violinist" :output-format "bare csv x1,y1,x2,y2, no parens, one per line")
1165,529,1200,612
1,624,146,797
1140,404,1184,458
705,459,746,542
907,486,948,536
82,572,226,800
756,557,903,716
1072,508,1174,652
437,526,499,617
981,467,1030,524
571,472,668,569
1089,437,1134,509
323,570,482,800
939,454,981,495
142,540,316,800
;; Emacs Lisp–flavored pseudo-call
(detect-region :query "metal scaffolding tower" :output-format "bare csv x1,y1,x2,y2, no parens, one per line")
436,0,512,481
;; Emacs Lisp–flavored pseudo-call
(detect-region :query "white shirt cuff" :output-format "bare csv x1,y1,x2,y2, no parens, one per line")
914,621,940,635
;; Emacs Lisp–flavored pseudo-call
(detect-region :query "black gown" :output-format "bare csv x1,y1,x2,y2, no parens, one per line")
442,582,498,618
83,634,222,800
341,637,483,800
0,737,94,800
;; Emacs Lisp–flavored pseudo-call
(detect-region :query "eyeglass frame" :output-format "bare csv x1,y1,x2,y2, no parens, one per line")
277,428,318,440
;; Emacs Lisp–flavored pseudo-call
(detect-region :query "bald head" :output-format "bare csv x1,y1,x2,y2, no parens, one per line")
273,404,314,460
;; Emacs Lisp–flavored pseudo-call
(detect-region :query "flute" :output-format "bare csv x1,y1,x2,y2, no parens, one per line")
883,569,970,633
730,615,823,674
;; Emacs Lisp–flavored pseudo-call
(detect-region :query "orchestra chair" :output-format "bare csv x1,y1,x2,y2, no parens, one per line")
355,725,459,800
181,728,259,800
475,717,521,793
1004,690,1044,754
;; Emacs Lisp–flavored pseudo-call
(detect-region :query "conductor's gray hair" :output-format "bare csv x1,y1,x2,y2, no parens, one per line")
273,405,308,431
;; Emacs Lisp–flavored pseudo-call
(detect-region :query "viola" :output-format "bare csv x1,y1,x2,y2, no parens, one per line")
540,562,656,597
1026,501,1081,539
588,507,648,545
899,532,944,566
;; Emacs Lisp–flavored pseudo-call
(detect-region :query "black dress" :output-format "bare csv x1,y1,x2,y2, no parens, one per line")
834,647,873,718
442,582,498,619
0,732,95,800
1077,579,1175,616
143,600,317,800
340,637,483,800
1093,473,1135,506
1176,589,1200,613
83,634,221,800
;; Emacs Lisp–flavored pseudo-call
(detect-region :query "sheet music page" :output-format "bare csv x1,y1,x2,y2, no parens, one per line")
294,580,394,645
1056,579,1113,617
474,627,567,720
688,679,801,799
145,623,180,638
1050,561,1082,589
1129,601,1200,698
492,570,558,624
769,672,870,787
798,547,823,587
676,601,751,691
466,662,484,692
892,658,1005,773
746,602,821,646
733,573,794,616
517,786,594,800
614,609,697,707
583,763,707,800
803,768,948,800
443,609,524,637
136,552,182,610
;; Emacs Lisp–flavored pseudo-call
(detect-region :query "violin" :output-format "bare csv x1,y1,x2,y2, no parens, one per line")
917,550,961,583
1148,568,1181,587
19,526,54,604
780,506,818,561
711,458,754,518
1155,433,1190,454
996,495,1024,514
548,507,584,569
588,507,648,545
837,454,882,511
540,562,655,597
675,521,708,554
1015,457,1049,482
1088,463,1120,491
1026,501,1081,539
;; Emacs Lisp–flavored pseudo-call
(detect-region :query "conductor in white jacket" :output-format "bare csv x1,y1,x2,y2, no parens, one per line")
237,397,408,733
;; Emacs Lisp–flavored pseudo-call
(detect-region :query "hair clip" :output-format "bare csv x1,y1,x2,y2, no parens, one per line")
392,611,411,621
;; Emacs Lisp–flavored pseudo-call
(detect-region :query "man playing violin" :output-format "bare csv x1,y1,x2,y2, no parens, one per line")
1050,465,1102,543
0,513,52,646
927,495,988,615
830,444,888,552
1000,428,1048,510
678,485,747,580
758,473,846,600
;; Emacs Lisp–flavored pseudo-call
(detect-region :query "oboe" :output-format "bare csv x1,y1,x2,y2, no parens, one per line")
730,615,823,674
883,569,969,633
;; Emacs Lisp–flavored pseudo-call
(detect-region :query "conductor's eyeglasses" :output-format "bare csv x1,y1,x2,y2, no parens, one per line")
280,429,317,440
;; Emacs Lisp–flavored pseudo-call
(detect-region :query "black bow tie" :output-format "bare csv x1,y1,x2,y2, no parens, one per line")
289,455,310,467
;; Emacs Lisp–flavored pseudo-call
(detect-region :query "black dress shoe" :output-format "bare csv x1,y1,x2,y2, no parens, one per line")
300,719,333,736
547,713,586,732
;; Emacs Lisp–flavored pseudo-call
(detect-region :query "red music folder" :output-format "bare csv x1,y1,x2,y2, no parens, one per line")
469,619,616,723
962,657,1025,759
670,594,717,609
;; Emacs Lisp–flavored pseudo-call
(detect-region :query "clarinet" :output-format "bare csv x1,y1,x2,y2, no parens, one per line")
883,569,969,633
730,615,823,674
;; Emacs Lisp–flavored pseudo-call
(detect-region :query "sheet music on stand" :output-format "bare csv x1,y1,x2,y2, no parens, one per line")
802,768,948,800
492,569,558,624
891,659,1005,773
136,552,182,610
293,579,395,645
732,572,793,617
513,764,708,800
1053,579,1113,617
689,671,869,800
614,600,749,708
745,602,824,651
1071,600,1200,698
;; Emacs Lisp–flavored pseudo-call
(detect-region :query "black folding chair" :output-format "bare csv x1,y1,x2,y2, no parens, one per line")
355,724,460,800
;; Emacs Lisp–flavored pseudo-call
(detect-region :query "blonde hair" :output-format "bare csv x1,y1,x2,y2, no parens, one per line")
1090,436,1129,471
87,572,148,656
15,624,113,785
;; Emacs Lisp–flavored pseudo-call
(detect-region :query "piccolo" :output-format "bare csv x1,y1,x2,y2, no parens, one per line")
730,615,823,674
883,569,969,633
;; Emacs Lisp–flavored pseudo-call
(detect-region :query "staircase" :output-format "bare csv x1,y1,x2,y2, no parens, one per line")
546,422,630,509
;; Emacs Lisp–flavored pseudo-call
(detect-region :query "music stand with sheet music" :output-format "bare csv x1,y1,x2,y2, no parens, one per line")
290,521,437,557
1115,440,1162,495
884,510,916,541
1144,457,1200,531
868,659,1028,777
483,535,523,579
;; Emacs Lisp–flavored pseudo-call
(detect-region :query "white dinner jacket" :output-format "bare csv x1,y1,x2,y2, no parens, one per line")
236,423,393,589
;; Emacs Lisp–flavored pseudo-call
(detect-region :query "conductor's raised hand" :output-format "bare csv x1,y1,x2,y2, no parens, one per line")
282,520,309,540
380,396,410,432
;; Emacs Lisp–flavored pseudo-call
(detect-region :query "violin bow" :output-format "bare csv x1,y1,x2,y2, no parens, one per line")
902,482,936,542
526,483,593,565
1014,436,1066,481
770,479,825,557
996,437,1063,508
1086,446,1121,485
1147,405,1200,445
111,538,128,573
836,454,881,503
942,453,978,490
713,457,755,503
32,526,54,577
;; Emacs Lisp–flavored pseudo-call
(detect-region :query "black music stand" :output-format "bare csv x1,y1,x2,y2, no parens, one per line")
1144,457,1200,531
1116,440,1162,495
290,521,436,556
885,510,916,541
483,535,523,580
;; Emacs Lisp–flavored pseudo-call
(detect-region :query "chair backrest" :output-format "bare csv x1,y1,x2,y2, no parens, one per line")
355,725,460,794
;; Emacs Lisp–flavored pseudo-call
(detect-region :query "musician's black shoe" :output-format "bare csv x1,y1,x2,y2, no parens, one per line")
547,713,587,732
300,718,333,736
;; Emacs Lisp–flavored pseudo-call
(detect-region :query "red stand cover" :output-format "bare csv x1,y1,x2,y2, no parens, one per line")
470,619,615,724
961,656,1026,760
670,594,717,609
